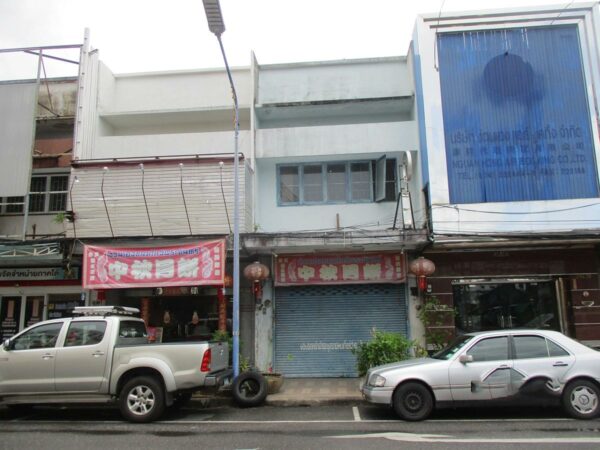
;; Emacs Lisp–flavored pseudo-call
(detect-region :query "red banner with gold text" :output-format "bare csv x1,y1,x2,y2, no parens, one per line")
83,240,225,289
274,253,405,286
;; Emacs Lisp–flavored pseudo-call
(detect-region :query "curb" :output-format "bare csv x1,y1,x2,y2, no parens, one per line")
190,395,363,408
265,397,363,407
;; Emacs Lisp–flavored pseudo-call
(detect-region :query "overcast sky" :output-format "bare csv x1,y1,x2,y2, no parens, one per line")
0,0,588,79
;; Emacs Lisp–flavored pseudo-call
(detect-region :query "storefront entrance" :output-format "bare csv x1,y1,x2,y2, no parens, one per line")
274,284,408,378
453,279,561,334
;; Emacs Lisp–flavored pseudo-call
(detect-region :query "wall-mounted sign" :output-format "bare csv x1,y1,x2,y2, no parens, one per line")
0,267,79,281
83,240,225,289
275,253,405,286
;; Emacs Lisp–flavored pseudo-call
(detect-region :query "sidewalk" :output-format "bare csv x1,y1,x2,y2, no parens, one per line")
265,378,363,406
192,377,364,407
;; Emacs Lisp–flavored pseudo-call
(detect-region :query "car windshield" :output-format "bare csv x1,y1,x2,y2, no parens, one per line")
431,335,473,360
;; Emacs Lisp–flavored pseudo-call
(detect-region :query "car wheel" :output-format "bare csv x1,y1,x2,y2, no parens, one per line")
119,376,165,423
393,382,434,421
170,391,193,410
562,380,600,419
232,371,268,407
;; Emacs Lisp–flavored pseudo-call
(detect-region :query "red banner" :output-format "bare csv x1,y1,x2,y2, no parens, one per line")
83,240,225,289
274,252,405,286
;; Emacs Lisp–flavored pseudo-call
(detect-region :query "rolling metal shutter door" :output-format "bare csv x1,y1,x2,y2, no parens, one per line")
274,284,407,377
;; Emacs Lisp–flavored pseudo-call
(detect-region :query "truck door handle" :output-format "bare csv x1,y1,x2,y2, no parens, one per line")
553,362,568,367
42,354,54,360
92,351,105,357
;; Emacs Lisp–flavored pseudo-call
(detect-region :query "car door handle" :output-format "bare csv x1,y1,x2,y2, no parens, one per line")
92,351,105,357
553,362,569,367
42,354,54,360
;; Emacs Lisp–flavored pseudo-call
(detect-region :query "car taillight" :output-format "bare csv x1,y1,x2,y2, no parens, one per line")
201,348,211,372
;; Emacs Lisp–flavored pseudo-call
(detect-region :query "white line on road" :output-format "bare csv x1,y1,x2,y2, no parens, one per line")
7,417,577,425
352,406,361,421
327,432,600,444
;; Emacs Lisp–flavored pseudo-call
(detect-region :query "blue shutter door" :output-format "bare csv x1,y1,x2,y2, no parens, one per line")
274,284,408,377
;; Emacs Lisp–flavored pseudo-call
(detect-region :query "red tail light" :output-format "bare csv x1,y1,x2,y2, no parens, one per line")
200,348,211,372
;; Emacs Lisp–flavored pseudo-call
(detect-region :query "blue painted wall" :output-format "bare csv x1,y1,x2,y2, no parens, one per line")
438,26,599,204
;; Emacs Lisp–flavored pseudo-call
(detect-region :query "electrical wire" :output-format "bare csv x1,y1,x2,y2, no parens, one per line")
433,202,600,215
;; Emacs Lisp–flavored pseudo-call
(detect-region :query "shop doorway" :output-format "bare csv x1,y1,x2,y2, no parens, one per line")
453,280,560,334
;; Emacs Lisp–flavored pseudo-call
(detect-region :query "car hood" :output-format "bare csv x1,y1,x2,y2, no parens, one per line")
369,357,443,376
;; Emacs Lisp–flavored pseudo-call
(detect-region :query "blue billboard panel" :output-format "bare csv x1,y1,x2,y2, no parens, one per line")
438,26,598,203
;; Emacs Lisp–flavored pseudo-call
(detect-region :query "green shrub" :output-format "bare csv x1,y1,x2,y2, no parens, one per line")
352,329,416,377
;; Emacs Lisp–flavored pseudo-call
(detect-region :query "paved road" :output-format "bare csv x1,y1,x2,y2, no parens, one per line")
1,403,599,449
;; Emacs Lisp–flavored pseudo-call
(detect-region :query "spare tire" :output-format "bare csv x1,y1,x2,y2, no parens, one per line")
232,371,268,407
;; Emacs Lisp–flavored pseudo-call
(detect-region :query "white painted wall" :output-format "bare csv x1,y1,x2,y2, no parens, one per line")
257,122,418,158
77,58,253,161
257,57,412,104
94,130,251,160
98,67,252,114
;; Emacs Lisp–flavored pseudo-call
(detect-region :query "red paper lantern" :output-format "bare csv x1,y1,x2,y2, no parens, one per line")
243,261,270,301
243,261,270,282
409,257,436,291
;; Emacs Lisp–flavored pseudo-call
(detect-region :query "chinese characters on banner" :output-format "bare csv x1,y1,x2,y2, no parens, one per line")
83,240,225,289
274,253,405,286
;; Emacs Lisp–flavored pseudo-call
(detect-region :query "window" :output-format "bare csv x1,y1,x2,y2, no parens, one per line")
326,163,346,202
0,173,69,215
303,165,324,202
547,339,569,357
65,321,107,347
514,335,549,359
117,320,148,345
12,322,63,350
279,166,299,204
513,335,570,359
119,321,147,339
278,159,396,206
350,162,372,201
467,336,509,362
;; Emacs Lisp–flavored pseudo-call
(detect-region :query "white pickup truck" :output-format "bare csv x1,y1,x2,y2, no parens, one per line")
0,306,231,422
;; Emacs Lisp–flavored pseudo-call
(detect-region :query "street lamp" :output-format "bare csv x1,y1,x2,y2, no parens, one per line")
202,0,241,378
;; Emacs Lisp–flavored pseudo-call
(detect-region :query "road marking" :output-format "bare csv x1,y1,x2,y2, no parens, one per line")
352,406,361,421
327,432,600,444
4,417,576,425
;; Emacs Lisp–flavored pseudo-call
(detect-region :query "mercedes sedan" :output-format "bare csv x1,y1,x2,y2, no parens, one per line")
361,329,600,420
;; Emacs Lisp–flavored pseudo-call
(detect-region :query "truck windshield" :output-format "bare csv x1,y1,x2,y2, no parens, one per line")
431,335,473,360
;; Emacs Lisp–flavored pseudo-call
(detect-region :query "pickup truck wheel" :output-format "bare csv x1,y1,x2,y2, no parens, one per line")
562,380,600,419
232,371,267,407
393,382,434,421
119,376,165,423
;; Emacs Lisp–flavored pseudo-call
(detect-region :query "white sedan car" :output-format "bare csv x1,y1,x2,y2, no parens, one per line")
361,329,600,421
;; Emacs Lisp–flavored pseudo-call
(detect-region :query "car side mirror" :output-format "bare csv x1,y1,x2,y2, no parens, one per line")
3,338,12,351
459,354,473,364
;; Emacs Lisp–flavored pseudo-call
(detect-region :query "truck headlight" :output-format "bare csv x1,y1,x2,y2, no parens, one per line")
369,374,386,387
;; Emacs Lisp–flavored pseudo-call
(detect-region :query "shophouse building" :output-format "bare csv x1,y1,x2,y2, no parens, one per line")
70,44,257,354
248,57,429,376
0,71,82,339
412,2,600,348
